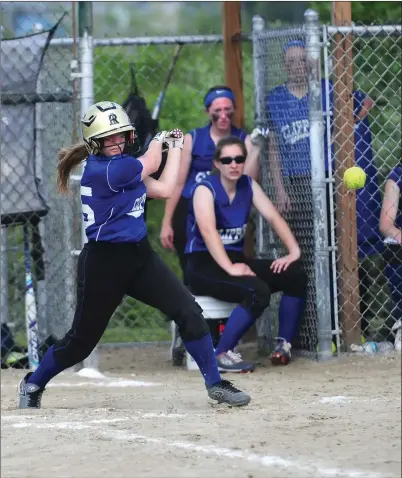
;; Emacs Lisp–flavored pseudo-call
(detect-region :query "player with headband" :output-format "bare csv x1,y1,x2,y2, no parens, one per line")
160,86,268,365
17,101,251,409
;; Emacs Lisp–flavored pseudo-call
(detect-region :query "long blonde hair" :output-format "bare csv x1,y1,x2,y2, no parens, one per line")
57,143,88,194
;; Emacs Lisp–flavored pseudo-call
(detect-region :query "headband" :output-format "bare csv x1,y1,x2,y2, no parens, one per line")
283,40,306,54
204,89,235,108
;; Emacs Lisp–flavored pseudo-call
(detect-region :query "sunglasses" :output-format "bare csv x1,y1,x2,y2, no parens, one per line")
219,155,246,165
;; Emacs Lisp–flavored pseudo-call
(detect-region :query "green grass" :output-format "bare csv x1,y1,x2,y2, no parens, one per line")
100,325,170,344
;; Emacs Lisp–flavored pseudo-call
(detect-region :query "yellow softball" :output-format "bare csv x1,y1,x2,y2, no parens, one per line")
343,166,367,190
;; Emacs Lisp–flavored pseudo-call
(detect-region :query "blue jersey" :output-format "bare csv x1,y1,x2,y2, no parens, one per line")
267,81,374,175
267,80,383,256
266,84,310,176
80,153,147,243
388,165,402,230
181,124,247,199
185,174,253,254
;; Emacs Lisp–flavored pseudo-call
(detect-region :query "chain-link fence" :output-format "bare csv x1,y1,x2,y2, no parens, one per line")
91,36,255,346
325,23,402,352
1,4,78,368
1,3,258,367
2,3,401,369
253,20,322,354
253,12,401,356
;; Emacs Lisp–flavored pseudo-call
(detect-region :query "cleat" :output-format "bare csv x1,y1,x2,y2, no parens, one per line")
216,350,255,373
17,372,44,409
271,338,292,365
206,379,251,407
170,322,185,366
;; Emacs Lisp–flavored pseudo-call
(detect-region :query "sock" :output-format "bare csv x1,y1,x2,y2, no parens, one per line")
278,295,305,343
26,345,65,389
183,333,222,386
215,305,255,356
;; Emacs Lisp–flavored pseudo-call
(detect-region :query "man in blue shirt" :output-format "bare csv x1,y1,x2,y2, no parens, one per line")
266,40,383,343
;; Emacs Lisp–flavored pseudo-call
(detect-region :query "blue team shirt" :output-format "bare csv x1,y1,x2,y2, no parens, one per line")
266,84,310,176
267,80,383,257
181,124,247,199
80,153,147,243
185,174,253,254
388,165,402,230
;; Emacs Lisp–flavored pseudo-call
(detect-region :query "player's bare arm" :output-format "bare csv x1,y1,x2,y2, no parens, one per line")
380,178,402,244
160,133,193,249
268,131,291,212
251,179,300,272
145,129,184,199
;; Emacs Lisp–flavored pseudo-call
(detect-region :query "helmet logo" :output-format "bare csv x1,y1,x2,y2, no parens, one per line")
109,113,119,126
96,103,117,112
82,115,96,127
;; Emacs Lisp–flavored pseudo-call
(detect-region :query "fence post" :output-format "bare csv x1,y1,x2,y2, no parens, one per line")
77,1,98,371
251,15,278,353
331,2,361,349
222,1,244,129
252,15,267,257
1,229,9,325
304,9,333,360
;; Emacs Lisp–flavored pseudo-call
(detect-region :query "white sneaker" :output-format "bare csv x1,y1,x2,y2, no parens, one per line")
216,350,255,373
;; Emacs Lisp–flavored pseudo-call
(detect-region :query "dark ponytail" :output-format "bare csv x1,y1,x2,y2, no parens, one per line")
57,143,88,194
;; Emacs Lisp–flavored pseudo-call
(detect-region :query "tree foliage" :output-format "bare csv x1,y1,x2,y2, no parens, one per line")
310,1,402,24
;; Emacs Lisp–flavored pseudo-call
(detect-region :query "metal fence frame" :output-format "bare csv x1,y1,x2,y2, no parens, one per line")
324,21,401,353
2,6,401,371
252,10,401,359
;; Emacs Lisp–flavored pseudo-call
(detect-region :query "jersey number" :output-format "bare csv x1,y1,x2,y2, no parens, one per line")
82,204,95,229
81,182,95,230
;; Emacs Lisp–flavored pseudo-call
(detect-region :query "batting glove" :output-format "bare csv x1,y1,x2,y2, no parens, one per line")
250,126,270,145
152,131,168,143
164,129,184,150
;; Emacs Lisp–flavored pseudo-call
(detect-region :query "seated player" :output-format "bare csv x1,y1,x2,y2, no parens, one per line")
160,85,267,365
184,135,308,372
379,162,402,349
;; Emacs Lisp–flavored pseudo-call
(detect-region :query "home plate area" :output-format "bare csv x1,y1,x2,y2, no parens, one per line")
1,344,401,478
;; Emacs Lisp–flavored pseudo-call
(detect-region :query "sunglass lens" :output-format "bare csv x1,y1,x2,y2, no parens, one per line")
219,155,246,165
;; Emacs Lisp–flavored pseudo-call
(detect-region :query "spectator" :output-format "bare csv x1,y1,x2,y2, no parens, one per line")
379,162,402,349
184,136,307,371
266,39,384,340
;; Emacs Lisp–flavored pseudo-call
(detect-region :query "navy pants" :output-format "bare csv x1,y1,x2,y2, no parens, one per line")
53,237,209,369
185,251,307,319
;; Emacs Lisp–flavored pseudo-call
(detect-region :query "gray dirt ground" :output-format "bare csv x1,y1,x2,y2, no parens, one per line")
1,344,401,478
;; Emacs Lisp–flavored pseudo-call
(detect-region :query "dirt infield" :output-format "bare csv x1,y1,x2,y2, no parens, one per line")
1,344,401,478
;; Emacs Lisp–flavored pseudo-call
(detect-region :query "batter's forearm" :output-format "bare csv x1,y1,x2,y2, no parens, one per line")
155,148,182,198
